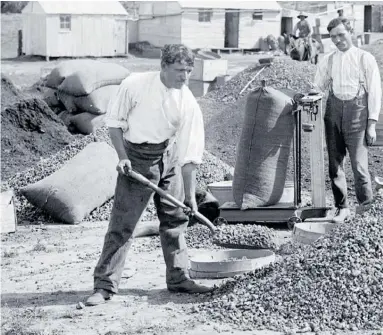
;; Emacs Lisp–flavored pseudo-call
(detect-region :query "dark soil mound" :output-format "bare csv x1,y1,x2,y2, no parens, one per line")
1,74,75,181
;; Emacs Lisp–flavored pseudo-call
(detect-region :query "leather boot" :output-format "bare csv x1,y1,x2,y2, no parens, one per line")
332,208,351,223
85,289,114,306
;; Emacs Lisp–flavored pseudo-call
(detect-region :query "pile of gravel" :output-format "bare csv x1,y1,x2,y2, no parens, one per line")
2,127,234,224
200,57,316,109
198,195,383,333
213,224,278,250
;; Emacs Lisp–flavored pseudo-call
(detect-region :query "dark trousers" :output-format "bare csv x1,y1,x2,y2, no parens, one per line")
324,92,373,208
93,140,190,293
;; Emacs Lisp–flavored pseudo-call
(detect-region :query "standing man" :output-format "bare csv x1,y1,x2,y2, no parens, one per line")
314,18,381,223
86,44,213,306
292,12,313,56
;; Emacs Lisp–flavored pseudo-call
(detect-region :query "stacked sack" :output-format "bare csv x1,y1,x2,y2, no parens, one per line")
44,59,130,134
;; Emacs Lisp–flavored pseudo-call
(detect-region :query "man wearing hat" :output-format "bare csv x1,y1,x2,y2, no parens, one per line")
292,12,313,57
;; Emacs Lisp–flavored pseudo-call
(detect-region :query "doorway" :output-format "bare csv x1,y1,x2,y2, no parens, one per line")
225,11,240,48
114,19,128,55
364,5,372,32
281,17,293,35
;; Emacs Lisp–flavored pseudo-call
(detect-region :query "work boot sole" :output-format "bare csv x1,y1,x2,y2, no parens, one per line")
85,294,113,306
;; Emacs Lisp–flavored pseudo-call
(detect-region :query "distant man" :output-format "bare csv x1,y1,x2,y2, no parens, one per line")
314,18,381,223
292,12,313,55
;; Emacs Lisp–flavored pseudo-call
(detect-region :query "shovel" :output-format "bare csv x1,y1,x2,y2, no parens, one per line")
127,170,216,235
127,170,269,250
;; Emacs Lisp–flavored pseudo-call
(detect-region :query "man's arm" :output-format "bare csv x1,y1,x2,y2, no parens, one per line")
292,23,298,36
177,91,205,212
105,78,133,174
182,163,198,211
364,53,381,145
365,53,381,122
109,127,132,175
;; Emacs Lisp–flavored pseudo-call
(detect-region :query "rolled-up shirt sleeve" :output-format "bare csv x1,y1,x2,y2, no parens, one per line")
104,79,132,131
176,91,205,166
364,53,382,121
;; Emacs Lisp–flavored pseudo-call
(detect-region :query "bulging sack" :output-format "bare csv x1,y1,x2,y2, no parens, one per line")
74,85,119,115
20,142,118,224
233,85,294,209
58,62,129,96
71,112,106,135
45,59,101,89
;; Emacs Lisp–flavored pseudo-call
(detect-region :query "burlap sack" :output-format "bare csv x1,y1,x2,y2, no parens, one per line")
74,85,119,115
233,86,294,209
45,59,101,89
71,112,106,135
20,142,118,224
58,63,129,96
267,34,278,51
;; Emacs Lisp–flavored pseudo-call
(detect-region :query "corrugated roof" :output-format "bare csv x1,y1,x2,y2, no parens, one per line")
178,1,281,10
38,1,128,15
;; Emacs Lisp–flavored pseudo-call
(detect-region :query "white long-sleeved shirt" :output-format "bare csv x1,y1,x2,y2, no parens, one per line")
314,46,381,121
105,71,205,166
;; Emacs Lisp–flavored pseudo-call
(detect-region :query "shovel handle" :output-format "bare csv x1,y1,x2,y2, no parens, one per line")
128,170,216,234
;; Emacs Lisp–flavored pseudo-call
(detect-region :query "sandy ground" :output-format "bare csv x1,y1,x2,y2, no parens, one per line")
1,221,288,335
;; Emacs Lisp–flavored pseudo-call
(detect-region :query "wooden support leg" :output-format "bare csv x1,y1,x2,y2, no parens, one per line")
309,99,326,207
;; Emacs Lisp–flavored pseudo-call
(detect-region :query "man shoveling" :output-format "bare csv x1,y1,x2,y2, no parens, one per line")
86,44,214,306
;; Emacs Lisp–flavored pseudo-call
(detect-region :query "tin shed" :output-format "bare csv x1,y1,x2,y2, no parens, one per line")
21,1,128,60
137,1,282,49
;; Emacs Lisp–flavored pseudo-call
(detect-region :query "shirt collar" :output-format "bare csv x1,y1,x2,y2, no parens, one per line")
336,45,356,55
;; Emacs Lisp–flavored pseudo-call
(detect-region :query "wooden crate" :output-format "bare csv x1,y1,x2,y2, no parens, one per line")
1,190,17,234
188,79,214,98
190,58,228,81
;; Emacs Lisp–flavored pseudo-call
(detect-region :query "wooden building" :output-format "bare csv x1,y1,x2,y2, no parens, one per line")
132,1,282,49
21,1,129,60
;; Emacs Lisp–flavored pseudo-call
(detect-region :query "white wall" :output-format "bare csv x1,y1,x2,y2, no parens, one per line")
128,19,138,43
238,10,281,48
22,14,46,55
181,9,225,49
45,14,127,57
137,2,182,46
138,15,182,46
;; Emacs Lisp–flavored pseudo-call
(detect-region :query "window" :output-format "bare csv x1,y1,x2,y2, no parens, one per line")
252,11,263,20
198,9,212,22
60,15,71,31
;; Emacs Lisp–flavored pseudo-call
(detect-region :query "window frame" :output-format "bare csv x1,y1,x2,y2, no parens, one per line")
198,8,213,22
252,11,263,20
60,14,72,31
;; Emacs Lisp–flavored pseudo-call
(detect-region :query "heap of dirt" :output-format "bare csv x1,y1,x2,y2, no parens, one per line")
1,74,75,181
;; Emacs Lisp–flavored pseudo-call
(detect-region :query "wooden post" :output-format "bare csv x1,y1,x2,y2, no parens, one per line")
18,30,22,57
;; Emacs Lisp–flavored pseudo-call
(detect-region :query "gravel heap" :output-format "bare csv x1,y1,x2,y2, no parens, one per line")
213,224,278,250
198,195,383,332
200,57,316,108
2,127,233,224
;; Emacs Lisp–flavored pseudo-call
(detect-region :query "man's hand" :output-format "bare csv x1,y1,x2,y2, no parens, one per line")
184,197,198,217
366,125,376,146
117,158,132,175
